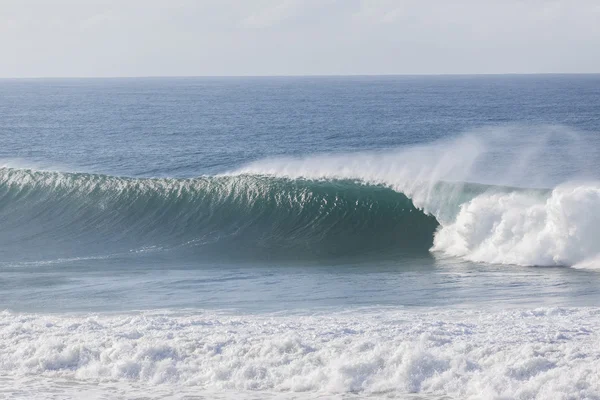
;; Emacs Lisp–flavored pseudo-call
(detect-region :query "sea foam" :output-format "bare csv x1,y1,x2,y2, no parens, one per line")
1,308,599,399
233,127,600,268
432,183,600,267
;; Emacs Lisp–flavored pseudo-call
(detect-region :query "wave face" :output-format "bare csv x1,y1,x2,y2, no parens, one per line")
232,136,600,268
2,129,600,269
0,168,439,262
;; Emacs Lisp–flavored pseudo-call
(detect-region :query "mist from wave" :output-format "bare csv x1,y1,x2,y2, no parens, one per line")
1,126,599,268
232,127,600,268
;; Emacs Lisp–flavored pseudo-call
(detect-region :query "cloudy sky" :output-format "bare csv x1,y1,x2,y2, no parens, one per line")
2,0,599,77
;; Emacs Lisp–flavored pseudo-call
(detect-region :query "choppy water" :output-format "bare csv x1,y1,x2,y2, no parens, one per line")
1,75,599,399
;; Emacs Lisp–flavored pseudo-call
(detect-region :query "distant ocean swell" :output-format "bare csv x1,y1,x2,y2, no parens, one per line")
0,164,599,267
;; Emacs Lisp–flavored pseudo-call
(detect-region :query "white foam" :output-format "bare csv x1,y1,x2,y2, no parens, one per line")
0,157,74,173
1,308,599,399
230,128,600,267
433,183,600,267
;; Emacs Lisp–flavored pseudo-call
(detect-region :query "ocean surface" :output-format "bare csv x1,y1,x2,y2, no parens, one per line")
0,75,599,399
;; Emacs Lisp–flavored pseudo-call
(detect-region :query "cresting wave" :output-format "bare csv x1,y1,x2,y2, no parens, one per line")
232,132,600,268
0,167,438,262
1,128,599,268
1,159,599,267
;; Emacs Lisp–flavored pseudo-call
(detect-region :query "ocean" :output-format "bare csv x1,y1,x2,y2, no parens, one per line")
0,75,599,399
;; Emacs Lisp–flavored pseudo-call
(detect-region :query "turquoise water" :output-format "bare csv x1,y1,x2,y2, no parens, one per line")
1,75,600,399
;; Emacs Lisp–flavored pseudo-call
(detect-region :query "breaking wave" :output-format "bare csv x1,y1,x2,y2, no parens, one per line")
1,129,599,268
0,168,440,262
232,131,600,268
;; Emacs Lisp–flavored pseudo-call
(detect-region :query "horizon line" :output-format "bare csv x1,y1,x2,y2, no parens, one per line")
1,72,600,80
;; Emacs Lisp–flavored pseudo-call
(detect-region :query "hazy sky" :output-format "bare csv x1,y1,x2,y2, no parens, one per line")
2,0,600,77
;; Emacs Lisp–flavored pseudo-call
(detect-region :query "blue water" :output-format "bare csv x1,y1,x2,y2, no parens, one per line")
3,75,599,177
0,75,599,313
2,75,600,400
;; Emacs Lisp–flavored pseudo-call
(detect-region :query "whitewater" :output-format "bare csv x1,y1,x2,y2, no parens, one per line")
232,132,600,269
2,127,598,268
1,76,600,399
1,135,598,398
1,139,600,399
2,308,600,400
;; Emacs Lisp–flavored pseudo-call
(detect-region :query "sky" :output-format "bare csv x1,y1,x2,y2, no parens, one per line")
1,0,600,78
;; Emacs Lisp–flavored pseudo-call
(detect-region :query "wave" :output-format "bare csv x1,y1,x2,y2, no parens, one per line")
1,132,599,268
0,168,440,262
231,134,600,268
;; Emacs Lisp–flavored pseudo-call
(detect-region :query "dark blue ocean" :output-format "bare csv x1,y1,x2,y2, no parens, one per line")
1,75,599,399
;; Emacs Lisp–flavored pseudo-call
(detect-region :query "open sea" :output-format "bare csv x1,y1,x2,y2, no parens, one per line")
0,75,599,399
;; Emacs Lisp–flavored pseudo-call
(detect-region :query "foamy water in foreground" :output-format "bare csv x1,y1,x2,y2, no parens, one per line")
2,307,599,399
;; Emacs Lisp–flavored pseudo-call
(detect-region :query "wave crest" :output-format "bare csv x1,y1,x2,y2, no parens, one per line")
229,137,600,268
0,168,438,262
2,145,600,268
